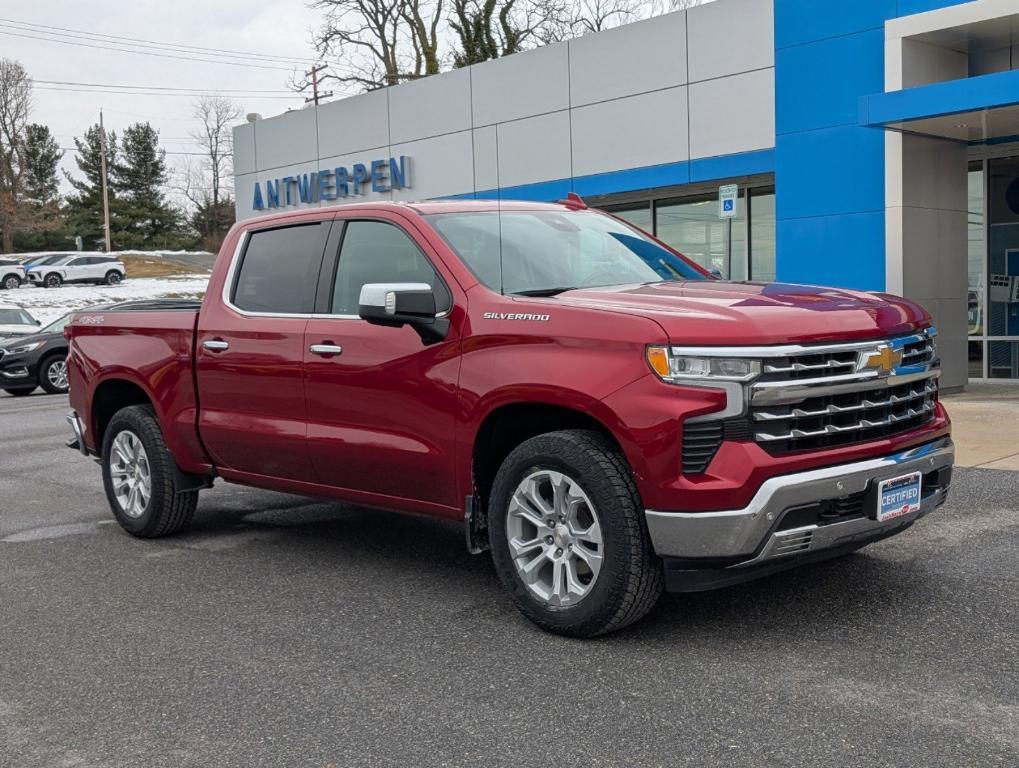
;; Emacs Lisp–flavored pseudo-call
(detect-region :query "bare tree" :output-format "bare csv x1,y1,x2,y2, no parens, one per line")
449,0,571,65
299,0,444,92
570,0,643,34
189,95,241,209
0,58,31,253
179,95,241,252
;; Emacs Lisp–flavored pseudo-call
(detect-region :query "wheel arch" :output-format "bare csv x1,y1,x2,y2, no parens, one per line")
90,376,155,453
469,398,628,516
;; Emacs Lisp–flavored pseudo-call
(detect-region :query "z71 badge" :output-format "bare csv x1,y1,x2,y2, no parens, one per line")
482,312,550,322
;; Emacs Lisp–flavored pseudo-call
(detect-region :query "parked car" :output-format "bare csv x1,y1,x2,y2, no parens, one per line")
27,254,125,287
0,312,76,396
65,198,954,637
0,260,26,290
0,305,41,338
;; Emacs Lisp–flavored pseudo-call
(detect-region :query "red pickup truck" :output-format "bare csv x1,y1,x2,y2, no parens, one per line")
66,198,953,637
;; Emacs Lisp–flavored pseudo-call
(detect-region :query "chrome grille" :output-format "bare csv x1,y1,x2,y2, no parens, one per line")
748,330,939,453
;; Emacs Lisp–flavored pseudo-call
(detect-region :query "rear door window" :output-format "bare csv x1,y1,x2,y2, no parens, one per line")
232,223,328,314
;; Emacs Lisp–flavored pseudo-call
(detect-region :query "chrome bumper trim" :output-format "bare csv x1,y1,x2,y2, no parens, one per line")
645,437,954,560
66,410,88,456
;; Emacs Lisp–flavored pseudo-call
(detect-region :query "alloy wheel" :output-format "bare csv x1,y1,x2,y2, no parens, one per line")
109,431,151,518
505,470,604,607
46,359,68,391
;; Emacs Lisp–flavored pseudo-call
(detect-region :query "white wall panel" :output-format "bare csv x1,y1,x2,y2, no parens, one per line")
389,131,475,201
688,0,773,82
317,89,390,158
571,88,689,176
471,43,570,126
472,125,498,191
688,68,774,159
569,12,687,108
233,123,256,175
389,67,473,144
253,108,318,171
494,112,572,187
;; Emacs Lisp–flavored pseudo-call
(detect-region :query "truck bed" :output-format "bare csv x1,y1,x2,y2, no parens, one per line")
66,302,210,473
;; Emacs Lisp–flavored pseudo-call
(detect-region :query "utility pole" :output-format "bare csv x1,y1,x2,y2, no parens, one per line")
98,108,112,253
304,64,333,106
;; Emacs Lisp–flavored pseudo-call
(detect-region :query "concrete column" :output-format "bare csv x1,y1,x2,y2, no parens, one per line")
885,27,970,390
886,133,969,390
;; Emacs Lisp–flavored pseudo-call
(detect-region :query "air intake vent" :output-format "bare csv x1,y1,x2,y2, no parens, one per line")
773,530,813,556
682,421,724,475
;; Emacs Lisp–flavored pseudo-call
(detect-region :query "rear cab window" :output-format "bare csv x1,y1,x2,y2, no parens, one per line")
231,223,329,314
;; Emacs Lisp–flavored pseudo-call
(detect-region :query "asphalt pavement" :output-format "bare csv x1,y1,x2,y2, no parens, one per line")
1,392,1017,767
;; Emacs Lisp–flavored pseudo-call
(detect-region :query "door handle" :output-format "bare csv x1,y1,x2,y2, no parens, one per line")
202,339,230,352
309,343,343,356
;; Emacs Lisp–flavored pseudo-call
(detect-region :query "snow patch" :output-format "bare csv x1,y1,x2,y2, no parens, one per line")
8,275,210,325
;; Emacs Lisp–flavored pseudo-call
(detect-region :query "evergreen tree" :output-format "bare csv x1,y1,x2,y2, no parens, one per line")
113,122,188,249
65,123,117,249
21,123,61,204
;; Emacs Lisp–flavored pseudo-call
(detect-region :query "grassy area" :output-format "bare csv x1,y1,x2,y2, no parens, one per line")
120,255,207,279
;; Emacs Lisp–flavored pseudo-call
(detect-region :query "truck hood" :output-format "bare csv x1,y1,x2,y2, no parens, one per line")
551,281,931,345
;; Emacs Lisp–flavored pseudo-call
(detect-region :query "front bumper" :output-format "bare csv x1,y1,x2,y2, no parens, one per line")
646,437,954,591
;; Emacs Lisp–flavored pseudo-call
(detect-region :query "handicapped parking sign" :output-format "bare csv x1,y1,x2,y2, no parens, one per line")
719,184,738,219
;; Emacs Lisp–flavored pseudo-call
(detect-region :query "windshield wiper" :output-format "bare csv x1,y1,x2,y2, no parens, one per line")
512,287,577,297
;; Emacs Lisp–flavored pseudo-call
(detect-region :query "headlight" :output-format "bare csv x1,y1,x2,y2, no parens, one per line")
646,346,760,383
4,341,42,355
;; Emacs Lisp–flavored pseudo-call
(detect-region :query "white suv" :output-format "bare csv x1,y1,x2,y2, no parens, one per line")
28,255,126,288
0,260,25,290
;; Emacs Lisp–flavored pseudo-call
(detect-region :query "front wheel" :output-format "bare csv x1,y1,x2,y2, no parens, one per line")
2,274,20,290
488,430,663,637
105,270,122,285
101,405,198,537
44,273,62,288
39,355,69,394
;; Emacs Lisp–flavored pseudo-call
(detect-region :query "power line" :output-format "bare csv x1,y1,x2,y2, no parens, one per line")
0,16,319,66
58,145,207,156
0,27,300,71
36,79,295,94
35,85,301,99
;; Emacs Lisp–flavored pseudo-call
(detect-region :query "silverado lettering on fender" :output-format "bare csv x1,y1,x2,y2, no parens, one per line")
65,199,954,637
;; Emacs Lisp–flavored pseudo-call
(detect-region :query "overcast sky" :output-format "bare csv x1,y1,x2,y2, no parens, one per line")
1,1,325,195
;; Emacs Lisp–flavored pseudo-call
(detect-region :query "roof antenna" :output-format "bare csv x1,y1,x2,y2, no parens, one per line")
558,192,587,210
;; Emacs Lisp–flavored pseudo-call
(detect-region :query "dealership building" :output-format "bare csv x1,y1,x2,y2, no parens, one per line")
233,0,1019,389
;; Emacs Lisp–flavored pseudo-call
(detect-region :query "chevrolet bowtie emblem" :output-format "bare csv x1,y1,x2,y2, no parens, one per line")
864,346,902,375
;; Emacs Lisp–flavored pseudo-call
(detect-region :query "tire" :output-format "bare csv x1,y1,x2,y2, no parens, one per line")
4,387,35,396
488,429,663,637
44,272,62,288
1,274,20,290
39,354,69,394
105,270,123,286
101,404,198,538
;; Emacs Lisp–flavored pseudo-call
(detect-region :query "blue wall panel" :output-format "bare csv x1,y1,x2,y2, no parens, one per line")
776,30,885,134
776,211,886,289
774,0,896,49
896,0,971,16
776,126,884,220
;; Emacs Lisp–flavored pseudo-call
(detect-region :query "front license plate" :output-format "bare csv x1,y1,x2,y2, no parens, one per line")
876,472,923,522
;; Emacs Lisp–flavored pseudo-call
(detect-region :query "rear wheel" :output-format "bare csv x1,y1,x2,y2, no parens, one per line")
101,405,198,537
105,270,122,285
44,273,62,288
1,274,20,290
39,355,69,394
488,429,663,637
4,387,35,396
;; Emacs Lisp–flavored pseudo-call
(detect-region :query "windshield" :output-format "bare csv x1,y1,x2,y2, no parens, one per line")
39,313,71,335
29,254,68,267
0,308,34,325
426,209,707,295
